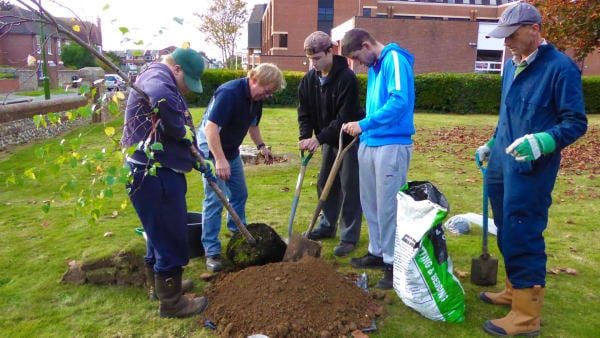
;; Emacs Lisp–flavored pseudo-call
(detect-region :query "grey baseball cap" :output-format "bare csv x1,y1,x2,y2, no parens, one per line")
486,3,542,39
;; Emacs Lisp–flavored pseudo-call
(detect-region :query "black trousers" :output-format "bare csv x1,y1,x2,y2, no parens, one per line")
316,143,363,243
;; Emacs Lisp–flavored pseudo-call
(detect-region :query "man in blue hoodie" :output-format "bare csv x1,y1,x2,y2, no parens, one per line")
477,3,587,336
123,48,208,318
341,28,415,289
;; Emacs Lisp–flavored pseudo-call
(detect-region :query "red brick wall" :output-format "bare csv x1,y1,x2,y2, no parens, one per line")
355,17,478,74
0,79,19,93
260,55,309,72
0,34,37,67
582,52,600,76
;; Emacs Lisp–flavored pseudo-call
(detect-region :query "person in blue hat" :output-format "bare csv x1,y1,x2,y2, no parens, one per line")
196,63,286,273
122,47,208,318
477,3,587,336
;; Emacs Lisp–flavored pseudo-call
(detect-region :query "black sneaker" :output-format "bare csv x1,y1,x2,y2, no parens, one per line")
333,242,356,257
350,252,385,269
375,264,393,289
306,227,335,240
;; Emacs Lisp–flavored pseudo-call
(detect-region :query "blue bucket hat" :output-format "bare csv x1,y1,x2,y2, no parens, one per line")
171,48,204,93
486,3,542,39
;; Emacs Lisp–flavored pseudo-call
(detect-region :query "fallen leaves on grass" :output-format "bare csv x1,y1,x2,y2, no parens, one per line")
548,267,578,276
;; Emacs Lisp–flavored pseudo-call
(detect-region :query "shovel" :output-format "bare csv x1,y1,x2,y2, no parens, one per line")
283,130,358,262
190,146,256,245
286,151,314,239
470,153,498,286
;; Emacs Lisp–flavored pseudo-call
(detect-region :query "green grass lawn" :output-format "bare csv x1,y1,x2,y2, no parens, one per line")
1,108,599,337
15,87,78,97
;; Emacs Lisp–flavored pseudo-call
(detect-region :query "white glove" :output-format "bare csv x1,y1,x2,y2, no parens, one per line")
476,144,491,162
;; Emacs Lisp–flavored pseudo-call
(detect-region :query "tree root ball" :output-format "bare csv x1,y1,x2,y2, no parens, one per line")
226,223,286,268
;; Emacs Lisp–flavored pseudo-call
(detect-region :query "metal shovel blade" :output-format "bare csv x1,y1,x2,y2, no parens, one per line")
282,233,322,262
470,253,498,286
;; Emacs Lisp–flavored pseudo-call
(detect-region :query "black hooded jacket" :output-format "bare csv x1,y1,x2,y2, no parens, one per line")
297,55,364,147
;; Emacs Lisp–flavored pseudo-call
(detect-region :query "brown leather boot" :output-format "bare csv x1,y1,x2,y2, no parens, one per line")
155,273,208,318
145,266,194,301
479,278,513,306
483,285,544,337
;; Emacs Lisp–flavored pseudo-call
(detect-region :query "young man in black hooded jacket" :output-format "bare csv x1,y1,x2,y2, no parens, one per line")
297,31,364,257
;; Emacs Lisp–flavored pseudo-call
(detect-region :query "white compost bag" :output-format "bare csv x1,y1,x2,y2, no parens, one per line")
393,181,465,323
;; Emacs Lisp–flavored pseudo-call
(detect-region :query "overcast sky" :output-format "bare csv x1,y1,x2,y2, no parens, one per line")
39,0,267,60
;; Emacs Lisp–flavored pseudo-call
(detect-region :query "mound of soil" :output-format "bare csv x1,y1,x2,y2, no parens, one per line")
226,223,287,269
202,257,383,338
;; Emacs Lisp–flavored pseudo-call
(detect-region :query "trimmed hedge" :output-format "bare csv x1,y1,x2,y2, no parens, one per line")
187,69,599,114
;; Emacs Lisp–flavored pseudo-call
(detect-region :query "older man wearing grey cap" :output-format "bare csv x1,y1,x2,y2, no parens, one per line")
476,3,587,336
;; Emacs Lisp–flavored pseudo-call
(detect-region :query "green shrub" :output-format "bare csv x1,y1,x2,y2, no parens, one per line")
583,76,600,114
186,69,599,114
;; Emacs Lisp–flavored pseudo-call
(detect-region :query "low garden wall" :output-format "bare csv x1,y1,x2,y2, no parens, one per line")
0,96,89,150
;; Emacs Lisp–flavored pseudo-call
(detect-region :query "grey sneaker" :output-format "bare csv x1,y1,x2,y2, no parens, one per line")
206,255,222,272
333,242,356,257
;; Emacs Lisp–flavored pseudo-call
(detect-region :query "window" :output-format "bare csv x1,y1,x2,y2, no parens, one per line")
318,0,334,34
47,39,52,55
57,39,62,55
279,34,288,48
362,8,371,17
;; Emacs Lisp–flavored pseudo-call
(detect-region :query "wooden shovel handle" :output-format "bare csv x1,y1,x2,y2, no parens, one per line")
190,146,256,245
305,130,358,235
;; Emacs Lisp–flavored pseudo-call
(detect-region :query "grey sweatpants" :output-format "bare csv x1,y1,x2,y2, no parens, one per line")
358,143,412,265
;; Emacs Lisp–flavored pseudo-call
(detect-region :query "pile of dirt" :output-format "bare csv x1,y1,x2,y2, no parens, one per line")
201,257,383,337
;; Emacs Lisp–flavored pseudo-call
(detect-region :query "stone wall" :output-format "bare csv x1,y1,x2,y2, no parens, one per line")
58,69,80,88
16,69,38,91
0,111,91,150
0,96,89,150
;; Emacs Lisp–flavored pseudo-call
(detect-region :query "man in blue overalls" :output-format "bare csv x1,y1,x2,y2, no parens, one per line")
123,48,208,318
477,3,587,336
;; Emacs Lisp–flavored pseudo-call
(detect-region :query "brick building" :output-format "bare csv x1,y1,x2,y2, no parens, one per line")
246,0,600,75
0,4,103,87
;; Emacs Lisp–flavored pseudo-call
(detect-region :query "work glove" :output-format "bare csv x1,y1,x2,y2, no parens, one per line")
196,159,216,182
505,132,556,162
183,125,194,145
476,137,495,162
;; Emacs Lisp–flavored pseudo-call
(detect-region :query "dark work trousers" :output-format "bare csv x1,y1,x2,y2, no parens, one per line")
316,143,362,244
485,151,560,289
127,163,189,277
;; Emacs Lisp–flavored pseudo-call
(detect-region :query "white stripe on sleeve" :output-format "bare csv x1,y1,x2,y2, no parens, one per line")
391,51,401,91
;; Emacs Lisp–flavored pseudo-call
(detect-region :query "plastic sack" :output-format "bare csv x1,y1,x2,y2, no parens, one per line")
393,181,465,323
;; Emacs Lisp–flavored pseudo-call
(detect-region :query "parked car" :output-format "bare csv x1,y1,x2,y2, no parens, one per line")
104,74,126,91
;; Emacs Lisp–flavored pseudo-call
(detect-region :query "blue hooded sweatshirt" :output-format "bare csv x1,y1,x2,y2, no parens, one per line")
358,43,415,146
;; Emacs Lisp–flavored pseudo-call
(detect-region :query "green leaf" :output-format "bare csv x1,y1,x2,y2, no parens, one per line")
119,26,129,34
105,175,116,186
47,112,61,125
150,142,164,151
108,101,120,116
79,84,90,95
104,188,113,198
65,111,73,120
33,114,45,128
24,168,37,180
41,201,51,213
91,208,101,220
5,171,16,185
76,105,92,118
134,40,144,46
107,166,117,176
102,3,110,10
147,165,157,176
132,50,143,57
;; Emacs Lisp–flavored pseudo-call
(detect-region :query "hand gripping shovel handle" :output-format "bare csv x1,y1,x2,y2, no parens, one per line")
476,152,489,256
287,151,313,238
305,130,358,236
190,145,256,245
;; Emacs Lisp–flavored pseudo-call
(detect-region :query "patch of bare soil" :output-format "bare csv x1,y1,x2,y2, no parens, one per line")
201,257,383,338
416,125,600,174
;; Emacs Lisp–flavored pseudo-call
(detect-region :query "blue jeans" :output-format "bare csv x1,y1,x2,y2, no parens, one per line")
201,155,247,257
